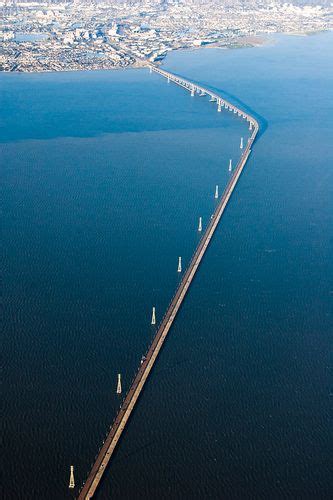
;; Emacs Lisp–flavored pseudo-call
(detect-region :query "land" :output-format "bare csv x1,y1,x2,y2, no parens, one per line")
0,0,332,72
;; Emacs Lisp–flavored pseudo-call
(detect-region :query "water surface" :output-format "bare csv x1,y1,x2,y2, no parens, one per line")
2,32,332,499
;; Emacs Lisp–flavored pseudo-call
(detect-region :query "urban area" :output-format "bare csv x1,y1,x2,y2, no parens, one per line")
0,0,332,72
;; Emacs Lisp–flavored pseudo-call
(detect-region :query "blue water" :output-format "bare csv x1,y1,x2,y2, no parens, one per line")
2,32,332,499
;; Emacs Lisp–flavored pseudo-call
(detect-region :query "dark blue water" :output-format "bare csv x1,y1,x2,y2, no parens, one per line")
2,33,332,499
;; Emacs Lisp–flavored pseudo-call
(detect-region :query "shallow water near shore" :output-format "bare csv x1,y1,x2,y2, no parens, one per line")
2,32,333,499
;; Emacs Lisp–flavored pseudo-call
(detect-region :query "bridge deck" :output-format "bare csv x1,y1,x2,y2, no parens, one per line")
78,66,259,499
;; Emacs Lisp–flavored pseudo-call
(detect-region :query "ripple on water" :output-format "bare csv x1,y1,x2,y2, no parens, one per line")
2,32,333,500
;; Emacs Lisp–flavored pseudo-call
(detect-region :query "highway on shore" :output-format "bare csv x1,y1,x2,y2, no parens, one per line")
78,66,259,499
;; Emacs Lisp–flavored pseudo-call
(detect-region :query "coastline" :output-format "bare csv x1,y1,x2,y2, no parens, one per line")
1,30,329,75
0,37,268,75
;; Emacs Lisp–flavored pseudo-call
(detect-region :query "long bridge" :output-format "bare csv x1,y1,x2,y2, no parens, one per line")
78,65,259,499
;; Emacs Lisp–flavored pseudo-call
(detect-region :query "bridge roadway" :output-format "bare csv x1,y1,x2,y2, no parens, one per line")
150,65,258,125
78,66,259,499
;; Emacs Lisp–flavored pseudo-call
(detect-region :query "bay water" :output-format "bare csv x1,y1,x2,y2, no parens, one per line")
2,32,332,499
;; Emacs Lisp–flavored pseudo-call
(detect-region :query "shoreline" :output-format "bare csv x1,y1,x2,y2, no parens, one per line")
1,30,329,75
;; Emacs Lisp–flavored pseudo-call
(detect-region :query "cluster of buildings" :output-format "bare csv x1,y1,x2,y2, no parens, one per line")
0,0,332,72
